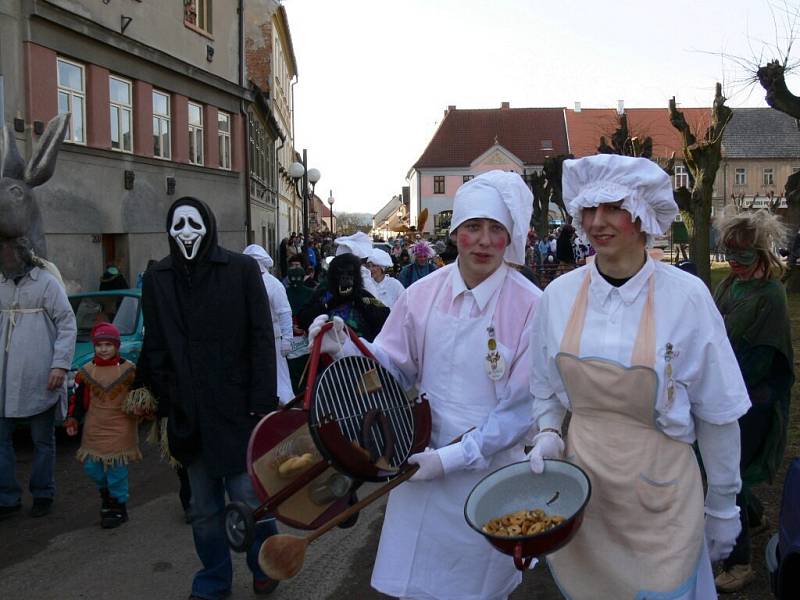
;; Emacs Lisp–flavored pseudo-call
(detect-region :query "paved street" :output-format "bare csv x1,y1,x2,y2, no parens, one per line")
0,427,563,600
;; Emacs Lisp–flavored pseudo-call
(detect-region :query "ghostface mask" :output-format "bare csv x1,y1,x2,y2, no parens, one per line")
170,206,207,261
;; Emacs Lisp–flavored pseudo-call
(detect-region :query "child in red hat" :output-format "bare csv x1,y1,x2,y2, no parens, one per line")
65,323,154,528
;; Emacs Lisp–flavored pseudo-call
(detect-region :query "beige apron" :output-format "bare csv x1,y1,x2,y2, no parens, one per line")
547,271,705,600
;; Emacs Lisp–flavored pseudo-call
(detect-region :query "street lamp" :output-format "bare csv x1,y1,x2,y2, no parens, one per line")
289,149,321,240
327,189,336,235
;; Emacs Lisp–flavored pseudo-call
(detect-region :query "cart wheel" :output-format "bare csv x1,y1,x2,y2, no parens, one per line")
224,501,255,553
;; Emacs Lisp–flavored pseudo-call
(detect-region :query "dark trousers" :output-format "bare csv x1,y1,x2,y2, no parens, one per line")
724,401,773,568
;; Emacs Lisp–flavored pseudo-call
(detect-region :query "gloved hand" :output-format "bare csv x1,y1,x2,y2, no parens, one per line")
527,430,564,474
408,448,444,482
280,338,293,357
705,513,741,562
307,315,347,357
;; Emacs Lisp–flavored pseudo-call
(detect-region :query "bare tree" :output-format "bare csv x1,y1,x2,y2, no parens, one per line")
668,83,732,285
525,154,573,238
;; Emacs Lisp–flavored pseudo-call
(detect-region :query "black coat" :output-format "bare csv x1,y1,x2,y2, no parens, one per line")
136,210,277,477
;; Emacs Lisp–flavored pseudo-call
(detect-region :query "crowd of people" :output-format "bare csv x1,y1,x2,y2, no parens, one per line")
0,156,795,600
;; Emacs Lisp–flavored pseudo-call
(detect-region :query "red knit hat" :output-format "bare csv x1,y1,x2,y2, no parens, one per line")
91,322,121,348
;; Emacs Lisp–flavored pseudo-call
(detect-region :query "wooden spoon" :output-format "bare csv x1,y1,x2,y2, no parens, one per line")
258,464,418,580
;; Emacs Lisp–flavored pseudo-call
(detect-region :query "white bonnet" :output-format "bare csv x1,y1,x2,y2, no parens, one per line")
243,244,273,272
449,170,533,264
368,247,393,268
563,154,678,239
334,231,372,258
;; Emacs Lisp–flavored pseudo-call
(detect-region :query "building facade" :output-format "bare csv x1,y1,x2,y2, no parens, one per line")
2,0,249,291
408,103,569,237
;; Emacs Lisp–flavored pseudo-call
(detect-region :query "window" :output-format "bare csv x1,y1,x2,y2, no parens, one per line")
152,91,171,159
218,111,231,170
763,168,774,186
109,76,133,152
541,139,553,150
674,164,689,189
57,58,85,144
433,176,445,194
188,102,204,165
184,0,212,34
734,168,747,185
462,175,474,183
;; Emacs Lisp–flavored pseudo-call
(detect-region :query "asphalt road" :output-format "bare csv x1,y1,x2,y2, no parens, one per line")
0,426,562,600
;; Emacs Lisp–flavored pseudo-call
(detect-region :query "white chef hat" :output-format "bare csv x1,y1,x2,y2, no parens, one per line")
449,170,533,264
243,244,273,272
368,247,393,268
334,231,372,258
563,154,678,240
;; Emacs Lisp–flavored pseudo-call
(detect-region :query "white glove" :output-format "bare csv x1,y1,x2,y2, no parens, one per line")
280,338,293,357
307,315,346,357
527,431,564,474
705,513,741,562
408,448,444,481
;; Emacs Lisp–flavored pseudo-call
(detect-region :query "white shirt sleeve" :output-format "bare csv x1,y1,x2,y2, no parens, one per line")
361,290,419,390
266,275,294,341
529,291,568,431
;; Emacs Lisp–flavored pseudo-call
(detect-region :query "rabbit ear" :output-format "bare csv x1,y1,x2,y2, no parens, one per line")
1,127,27,180
24,113,70,188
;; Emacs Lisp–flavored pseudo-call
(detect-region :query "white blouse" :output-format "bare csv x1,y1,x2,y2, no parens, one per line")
371,275,405,308
530,256,751,443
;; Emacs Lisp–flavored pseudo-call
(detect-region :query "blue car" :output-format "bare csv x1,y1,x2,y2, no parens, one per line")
67,289,143,392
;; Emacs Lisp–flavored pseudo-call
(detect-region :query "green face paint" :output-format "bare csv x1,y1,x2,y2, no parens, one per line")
723,247,758,266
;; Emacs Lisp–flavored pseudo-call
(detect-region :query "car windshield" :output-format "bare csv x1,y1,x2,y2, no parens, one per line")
70,294,140,339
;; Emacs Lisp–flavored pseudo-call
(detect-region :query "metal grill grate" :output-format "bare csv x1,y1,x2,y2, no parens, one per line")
311,356,414,469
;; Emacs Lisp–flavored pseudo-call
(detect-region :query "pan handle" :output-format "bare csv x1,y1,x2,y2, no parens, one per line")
361,409,395,466
513,542,534,571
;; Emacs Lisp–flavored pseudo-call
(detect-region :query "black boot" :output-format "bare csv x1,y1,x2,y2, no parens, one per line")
101,497,129,529
99,488,111,523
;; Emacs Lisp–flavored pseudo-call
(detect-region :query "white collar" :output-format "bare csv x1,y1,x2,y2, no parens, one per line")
0,266,40,284
450,260,508,312
589,254,654,305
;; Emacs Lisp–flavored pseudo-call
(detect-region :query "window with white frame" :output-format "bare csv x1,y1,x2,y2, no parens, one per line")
185,0,212,34
674,164,689,189
218,111,231,170
109,76,133,152
735,168,747,185
188,102,204,165
541,139,553,150
462,175,474,183
763,167,775,186
152,91,171,159
57,58,85,144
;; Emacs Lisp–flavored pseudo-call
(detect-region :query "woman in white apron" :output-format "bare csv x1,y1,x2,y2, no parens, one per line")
243,245,294,404
527,155,751,599
309,171,542,600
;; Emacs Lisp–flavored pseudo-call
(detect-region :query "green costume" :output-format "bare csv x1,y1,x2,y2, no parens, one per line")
285,267,315,392
714,277,794,486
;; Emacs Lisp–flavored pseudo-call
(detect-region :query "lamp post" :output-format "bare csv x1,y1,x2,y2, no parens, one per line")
289,149,321,240
327,190,336,235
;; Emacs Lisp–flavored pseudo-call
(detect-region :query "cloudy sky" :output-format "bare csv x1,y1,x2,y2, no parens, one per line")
284,0,800,214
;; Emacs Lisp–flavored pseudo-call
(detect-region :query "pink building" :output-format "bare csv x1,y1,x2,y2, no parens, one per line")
408,102,569,237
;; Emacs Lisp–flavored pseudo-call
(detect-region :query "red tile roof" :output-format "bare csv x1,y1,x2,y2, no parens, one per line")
565,107,711,158
413,106,569,168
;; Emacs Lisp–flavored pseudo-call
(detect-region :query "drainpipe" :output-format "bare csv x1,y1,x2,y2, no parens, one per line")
238,0,252,243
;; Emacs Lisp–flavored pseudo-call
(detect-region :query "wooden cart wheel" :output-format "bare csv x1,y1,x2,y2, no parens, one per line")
224,501,255,553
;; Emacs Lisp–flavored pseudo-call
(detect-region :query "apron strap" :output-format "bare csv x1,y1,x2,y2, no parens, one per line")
630,276,655,367
559,271,591,355
558,268,656,369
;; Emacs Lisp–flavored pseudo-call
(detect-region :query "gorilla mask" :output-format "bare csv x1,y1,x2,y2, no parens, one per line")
328,254,362,301
170,205,207,261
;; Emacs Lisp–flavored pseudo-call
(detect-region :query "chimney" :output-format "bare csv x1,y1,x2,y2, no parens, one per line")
617,99,625,114
445,105,456,117
574,101,581,113
501,101,510,109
